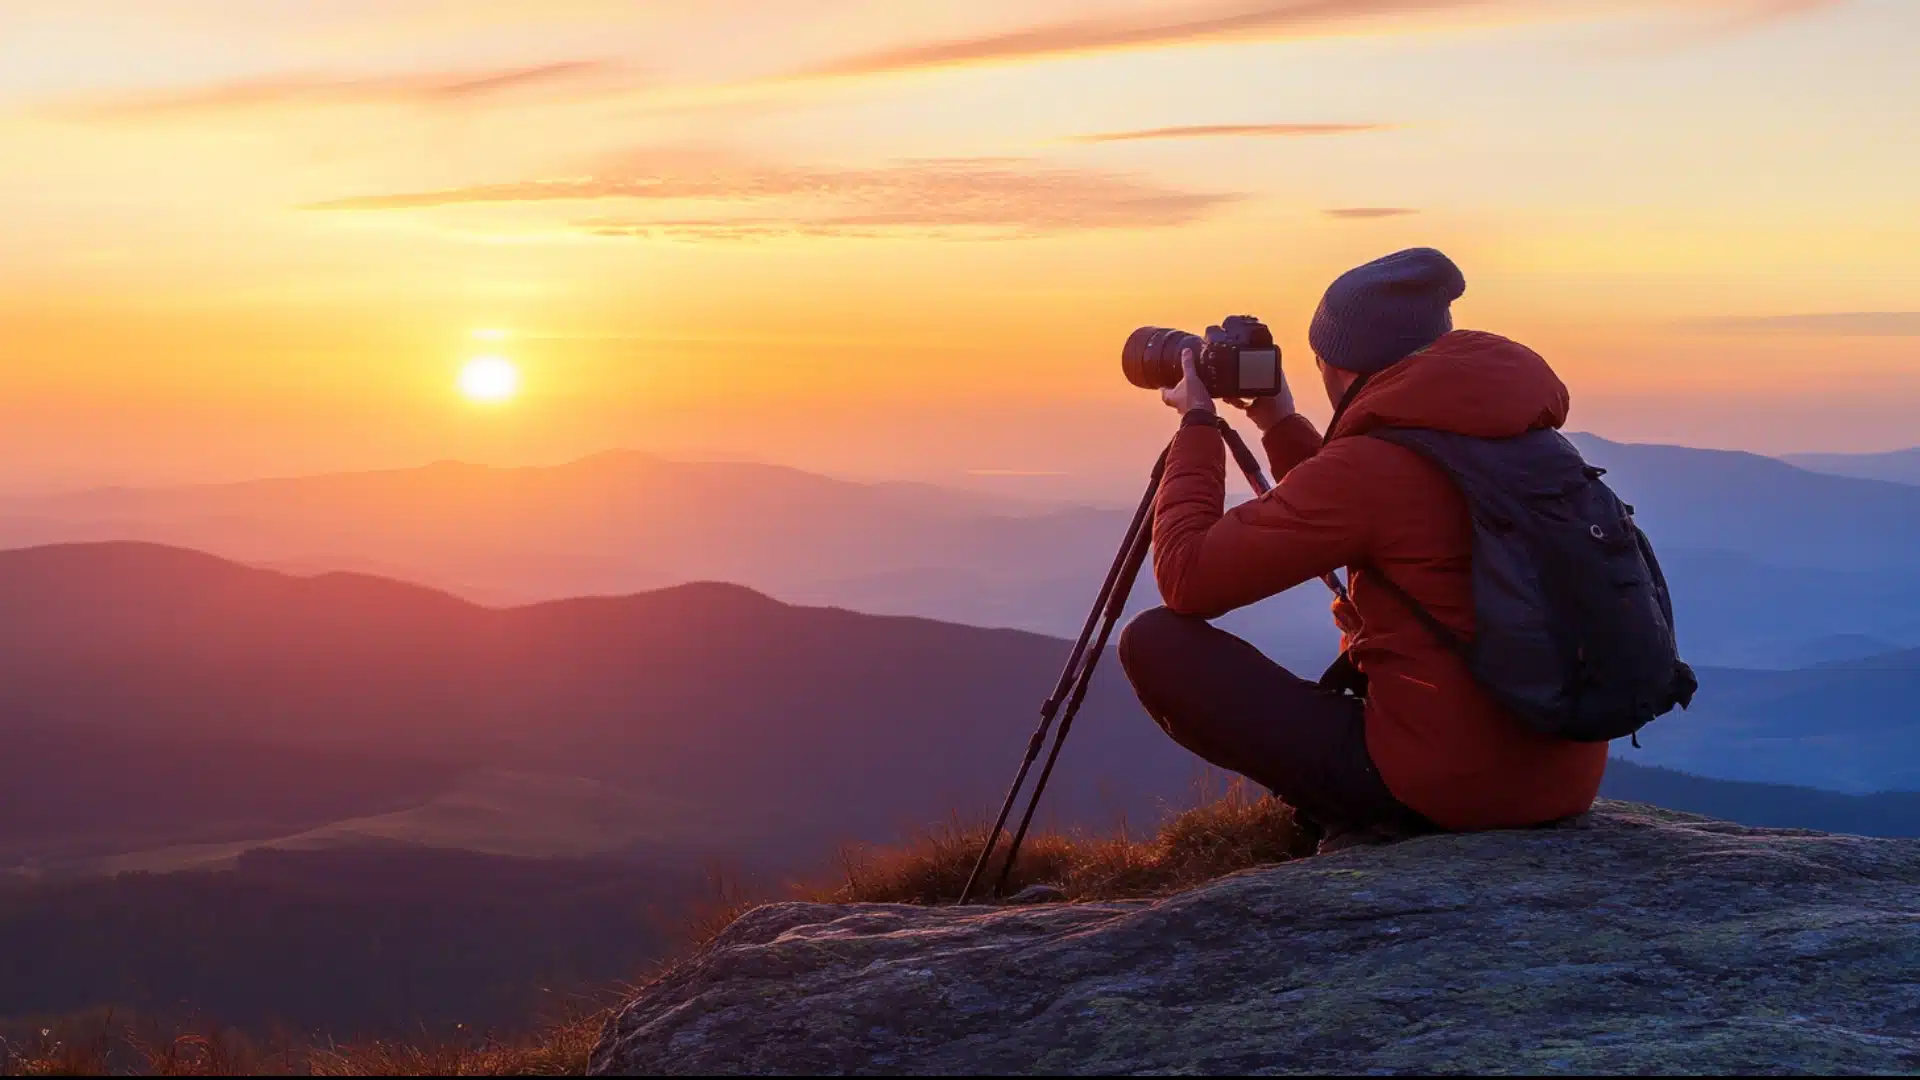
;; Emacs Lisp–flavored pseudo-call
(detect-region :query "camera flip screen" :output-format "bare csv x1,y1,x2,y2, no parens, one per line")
1238,349,1279,392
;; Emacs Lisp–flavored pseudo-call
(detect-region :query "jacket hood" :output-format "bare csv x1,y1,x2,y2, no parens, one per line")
1328,330,1569,442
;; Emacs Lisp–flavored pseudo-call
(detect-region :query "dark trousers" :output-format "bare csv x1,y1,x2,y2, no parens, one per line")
1118,607,1424,833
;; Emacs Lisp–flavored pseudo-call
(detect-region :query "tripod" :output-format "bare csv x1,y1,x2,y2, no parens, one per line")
958,415,1347,904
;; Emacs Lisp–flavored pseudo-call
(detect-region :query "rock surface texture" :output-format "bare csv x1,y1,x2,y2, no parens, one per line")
590,802,1920,1074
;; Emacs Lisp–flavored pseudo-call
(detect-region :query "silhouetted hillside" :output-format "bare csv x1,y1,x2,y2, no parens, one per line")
1570,433,1920,570
1625,648,1920,792
0,846,690,1035
0,726,458,869
1831,646,1920,670
1599,759,1920,836
1784,447,1920,486
8,541,1920,1041
10,541,1919,874
1654,549,1920,668
0,543,1197,872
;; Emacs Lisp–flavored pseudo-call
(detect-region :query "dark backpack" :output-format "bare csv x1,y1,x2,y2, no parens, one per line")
1355,426,1697,743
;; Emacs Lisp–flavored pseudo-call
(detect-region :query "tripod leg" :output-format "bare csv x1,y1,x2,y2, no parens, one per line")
991,507,1153,898
966,418,1345,903
957,446,1169,905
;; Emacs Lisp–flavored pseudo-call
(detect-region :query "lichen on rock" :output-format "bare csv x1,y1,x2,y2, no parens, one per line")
590,802,1920,1075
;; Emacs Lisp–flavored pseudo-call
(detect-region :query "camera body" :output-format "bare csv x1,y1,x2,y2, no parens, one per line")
1122,316,1282,398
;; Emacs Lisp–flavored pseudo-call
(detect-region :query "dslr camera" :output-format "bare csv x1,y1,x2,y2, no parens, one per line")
1122,316,1282,399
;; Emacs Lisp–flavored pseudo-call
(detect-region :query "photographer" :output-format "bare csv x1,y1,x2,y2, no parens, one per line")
1118,248,1607,851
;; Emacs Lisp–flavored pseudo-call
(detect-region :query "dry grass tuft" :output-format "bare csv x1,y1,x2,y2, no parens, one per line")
1,1011,601,1078
309,1013,603,1077
804,782,1317,906
2,1012,119,1077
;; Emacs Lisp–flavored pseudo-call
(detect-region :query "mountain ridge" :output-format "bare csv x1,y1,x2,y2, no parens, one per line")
1568,432,1920,571
6,540,1919,873
0,541,1196,873
7,437,1918,673
1784,446,1920,486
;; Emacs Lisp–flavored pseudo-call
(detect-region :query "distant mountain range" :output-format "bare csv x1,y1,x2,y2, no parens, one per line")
0,451,1104,606
1653,550,1920,670
5,541,1920,1035
0,542,1196,876
6,437,1917,671
1567,434,1920,571
1783,447,1920,486
1600,758,1920,837
1629,646,1920,794
5,541,1917,870
0,845,690,1035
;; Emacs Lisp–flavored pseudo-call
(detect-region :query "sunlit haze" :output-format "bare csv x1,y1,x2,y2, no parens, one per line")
1,0,1915,498
460,356,521,404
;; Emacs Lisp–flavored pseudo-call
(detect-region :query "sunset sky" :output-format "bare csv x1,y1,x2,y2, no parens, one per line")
2,0,1915,498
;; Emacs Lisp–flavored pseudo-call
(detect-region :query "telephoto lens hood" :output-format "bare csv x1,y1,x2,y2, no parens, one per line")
1121,326,1204,390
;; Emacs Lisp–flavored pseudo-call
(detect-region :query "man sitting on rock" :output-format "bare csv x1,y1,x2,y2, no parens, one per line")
1119,248,1608,851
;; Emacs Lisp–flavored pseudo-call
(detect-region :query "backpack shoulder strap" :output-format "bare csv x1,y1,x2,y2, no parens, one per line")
1353,426,1478,660
1358,561,1471,660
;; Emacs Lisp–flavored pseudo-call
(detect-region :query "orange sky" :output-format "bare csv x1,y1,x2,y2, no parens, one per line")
1,0,1915,499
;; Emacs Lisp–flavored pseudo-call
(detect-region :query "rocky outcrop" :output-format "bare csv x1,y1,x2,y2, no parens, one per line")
590,802,1920,1074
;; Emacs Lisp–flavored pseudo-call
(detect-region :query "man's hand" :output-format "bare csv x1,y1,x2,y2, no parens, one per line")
1222,368,1298,432
1331,597,1362,638
1161,348,1215,418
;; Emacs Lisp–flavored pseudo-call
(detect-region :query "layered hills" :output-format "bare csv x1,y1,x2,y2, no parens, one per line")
7,541,1920,877
1785,446,1920,486
4,541,1920,1035
0,542,1194,875
7,438,1920,674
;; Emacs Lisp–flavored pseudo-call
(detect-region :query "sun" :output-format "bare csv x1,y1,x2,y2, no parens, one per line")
459,356,519,403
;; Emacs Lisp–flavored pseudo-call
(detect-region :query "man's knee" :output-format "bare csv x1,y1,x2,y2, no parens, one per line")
1118,606,1198,691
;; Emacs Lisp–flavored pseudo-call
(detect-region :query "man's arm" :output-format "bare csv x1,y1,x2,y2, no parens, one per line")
1151,433,1377,620
1235,379,1322,482
1148,348,1371,619
1260,412,1322,481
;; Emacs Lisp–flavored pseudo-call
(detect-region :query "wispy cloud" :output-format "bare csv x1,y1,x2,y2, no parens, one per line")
307,152,1242,239
1699,0,1837,33
1324,207,1419,218
797,0,1472,79
57,60,627,120
1680,313,1920,337
791,1,1829,81
1066,122,1392,143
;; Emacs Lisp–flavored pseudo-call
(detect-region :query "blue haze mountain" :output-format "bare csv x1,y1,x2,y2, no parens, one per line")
1784,447,1920,486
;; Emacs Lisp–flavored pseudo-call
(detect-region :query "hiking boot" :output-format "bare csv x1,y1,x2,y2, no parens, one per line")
1007,884,1067,905
1315,819,1425,856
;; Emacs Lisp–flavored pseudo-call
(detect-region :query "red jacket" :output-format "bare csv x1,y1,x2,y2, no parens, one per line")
1151,329,1606,830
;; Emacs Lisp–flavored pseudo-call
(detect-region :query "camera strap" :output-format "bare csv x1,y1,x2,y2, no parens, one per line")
1322,371,1376,445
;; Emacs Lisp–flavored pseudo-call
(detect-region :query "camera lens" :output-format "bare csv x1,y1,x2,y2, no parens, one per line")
1122,327,1204,390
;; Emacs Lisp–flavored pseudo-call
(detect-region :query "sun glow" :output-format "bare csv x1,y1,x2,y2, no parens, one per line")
458,356,520,403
